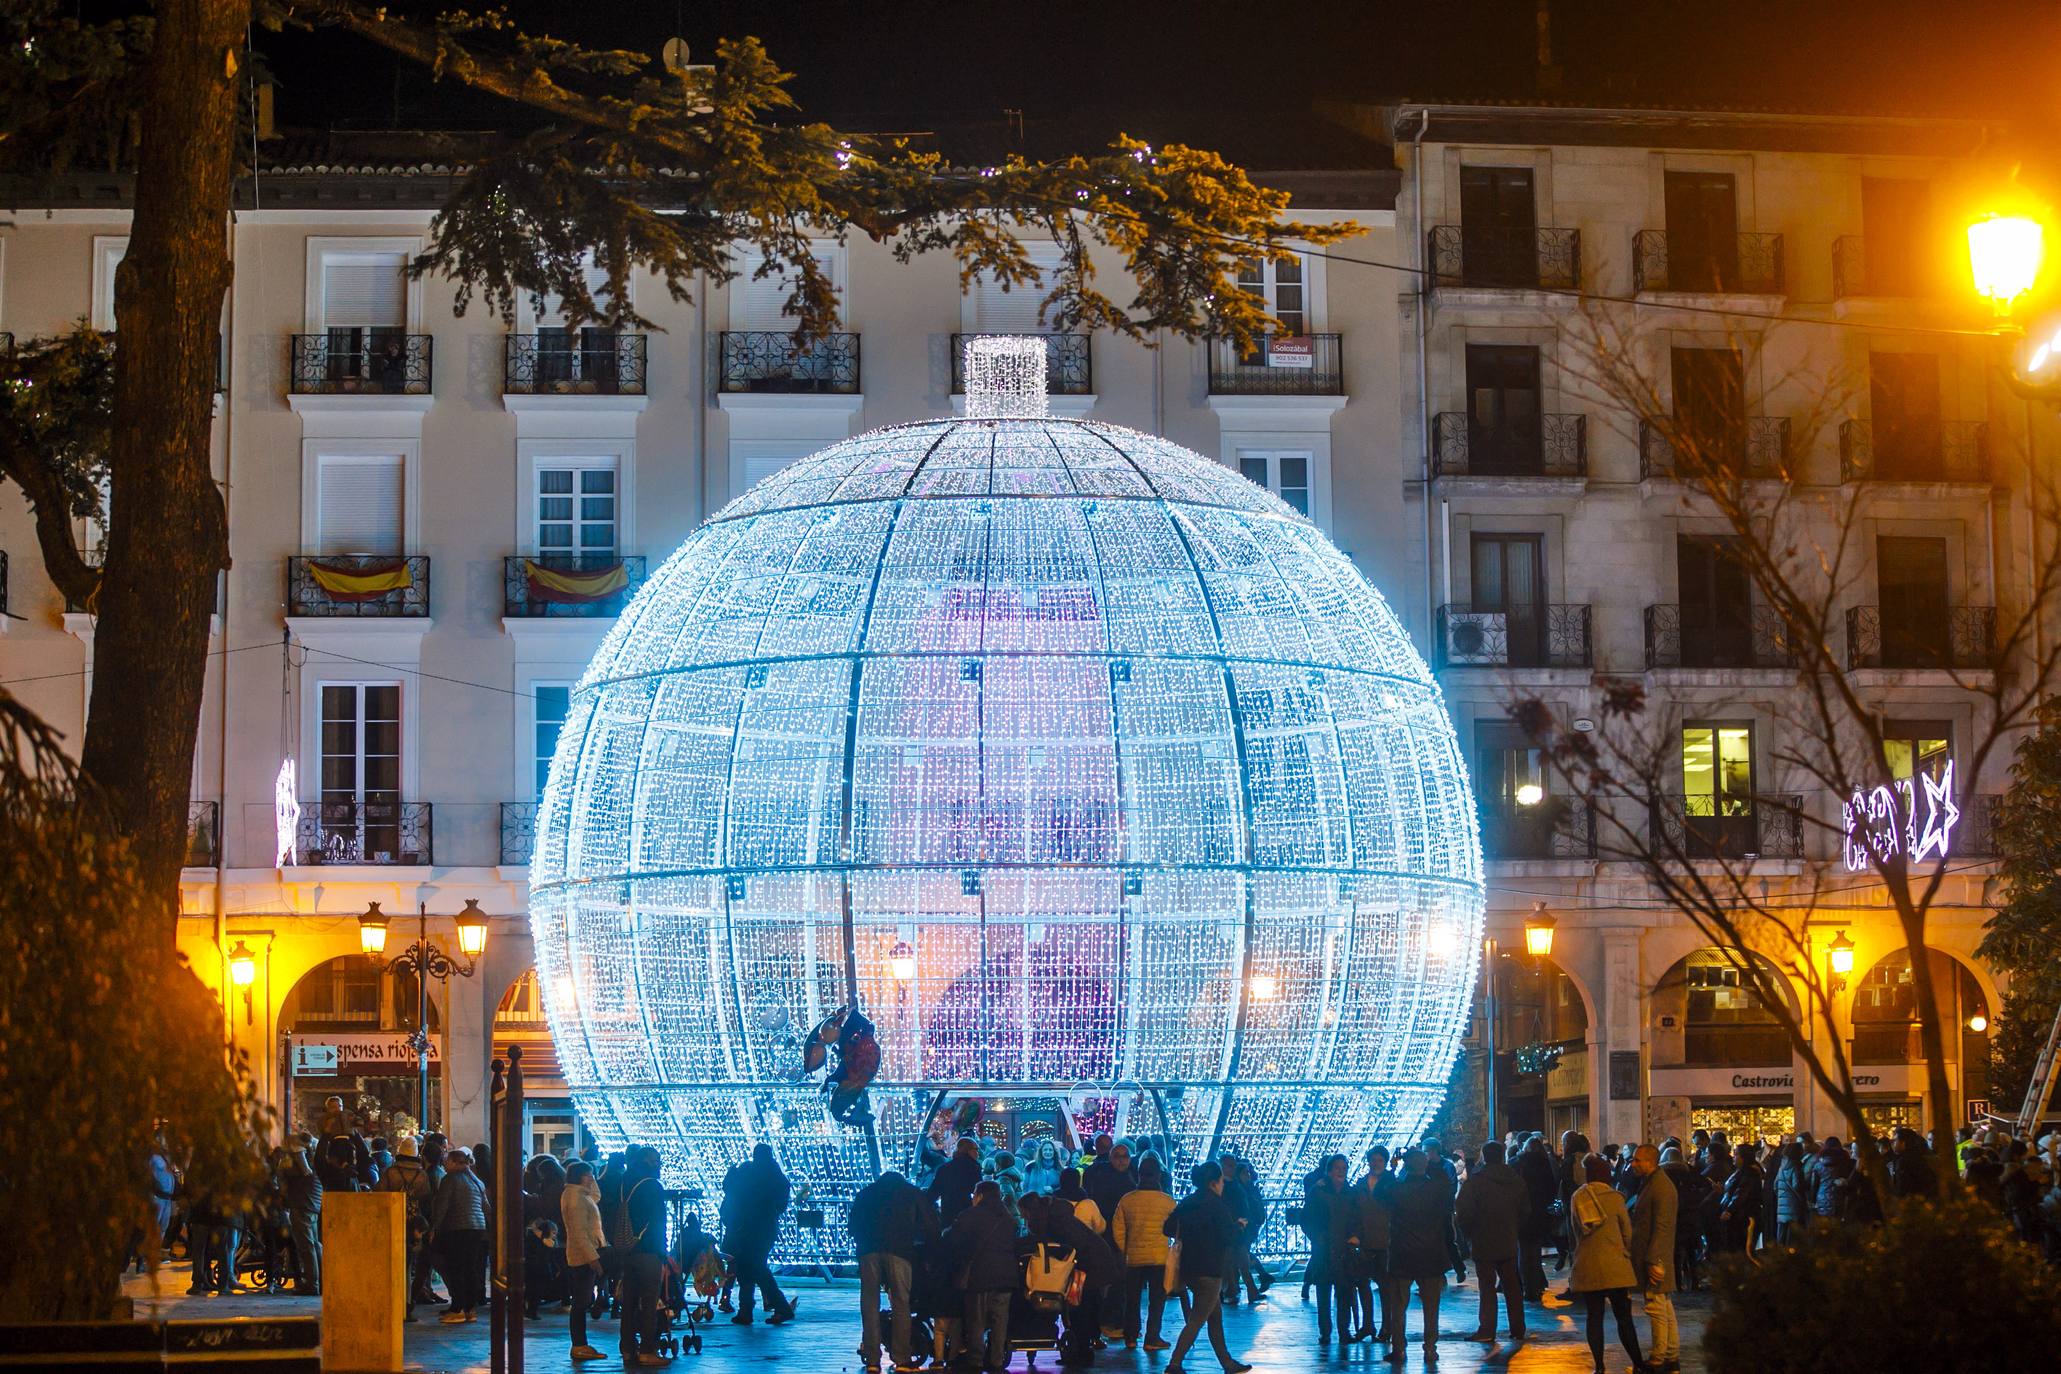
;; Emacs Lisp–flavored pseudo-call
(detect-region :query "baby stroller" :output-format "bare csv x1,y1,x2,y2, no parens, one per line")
1008,1240,1073,1368
655,1195,724,1359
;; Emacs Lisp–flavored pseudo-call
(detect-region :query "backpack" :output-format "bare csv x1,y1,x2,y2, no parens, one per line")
1024,1241,1077,1312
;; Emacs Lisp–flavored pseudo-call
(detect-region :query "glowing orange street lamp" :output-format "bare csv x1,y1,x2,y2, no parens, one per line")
1523,901,1557,961
1968,214,2044,317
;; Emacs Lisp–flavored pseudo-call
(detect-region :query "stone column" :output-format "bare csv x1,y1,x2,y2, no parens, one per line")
445,965,492,1144
1599,929,1645,1144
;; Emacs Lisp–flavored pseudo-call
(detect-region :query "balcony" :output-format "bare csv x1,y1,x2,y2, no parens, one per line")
503,332,647,395
1638,416,1790,481
1427,225,1581,291
1644,603,1798,670
1633,230,1785,295
185,800,220,867
1481,796,1597,860
1654,793,1806,861
289,331,432,395
1839,419,1988,484
1437,603,1593,669
1683,1023,1794,1067
1832,237,1928,300
1431,413,1587,478
1845,604,1995,671
504,554,647,618
293,799,434,866
287,555,430,618
1206,334,1344,396
950,332,1092,395
718,330,860,394
501,801,537,866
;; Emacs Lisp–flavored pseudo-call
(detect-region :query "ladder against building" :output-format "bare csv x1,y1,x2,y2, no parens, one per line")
2014,998,2061,1139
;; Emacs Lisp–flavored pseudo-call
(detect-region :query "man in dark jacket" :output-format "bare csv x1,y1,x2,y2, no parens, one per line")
928,1137,983,1226
947,1181,1022,1374
1513,1134,1557,1301
618,1147,668,1366
1160,1162,1251,1374
1455,1141,1527,1342
283,1136,324,1296
723,1143,795,1324
1629,1145,1680,1374
1385,1149,1453,1367
1083,1140,1138,1228
1310,1155,1355,1343
850,1170,937,1373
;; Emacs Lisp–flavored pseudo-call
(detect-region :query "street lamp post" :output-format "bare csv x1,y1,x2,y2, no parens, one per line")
360,899,490,1131
1485,903,1560,1146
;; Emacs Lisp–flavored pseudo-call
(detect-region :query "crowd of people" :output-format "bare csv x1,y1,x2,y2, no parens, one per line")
140,1098,2061,1374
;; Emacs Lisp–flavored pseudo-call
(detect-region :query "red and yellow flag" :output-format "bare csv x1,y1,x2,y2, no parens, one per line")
524,559,628,604
307,559,412,601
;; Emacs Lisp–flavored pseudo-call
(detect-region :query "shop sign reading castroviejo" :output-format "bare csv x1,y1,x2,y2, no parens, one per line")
290,1033,442,1076
1647,1063,1927,1098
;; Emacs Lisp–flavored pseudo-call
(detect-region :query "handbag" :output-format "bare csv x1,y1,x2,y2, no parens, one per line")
1162,1237,1181,1295
1025,1241,1077,1313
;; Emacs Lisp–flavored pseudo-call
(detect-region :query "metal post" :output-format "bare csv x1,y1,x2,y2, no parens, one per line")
1483,936,1500,1145
506,1045,526,1374
418,903,431,1130
489,1056,506,1374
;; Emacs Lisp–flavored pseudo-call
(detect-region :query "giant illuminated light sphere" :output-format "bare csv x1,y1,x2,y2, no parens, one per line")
530,341,1483,1255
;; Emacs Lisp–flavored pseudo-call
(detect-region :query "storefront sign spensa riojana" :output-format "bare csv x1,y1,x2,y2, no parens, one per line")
1842,760,1959,872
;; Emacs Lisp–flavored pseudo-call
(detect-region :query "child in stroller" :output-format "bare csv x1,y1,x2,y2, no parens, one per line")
655,1207,725,1359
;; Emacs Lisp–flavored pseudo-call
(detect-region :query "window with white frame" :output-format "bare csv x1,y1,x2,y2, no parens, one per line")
537,257,623,386
1236,449,1313,517
315,453,404,555
318,682,402,858
731,246,844,330
318,250,408,383
533,683,572,799
1236,253,1307,336
972,241,1063,333
535,460,618,559
91,237,129,332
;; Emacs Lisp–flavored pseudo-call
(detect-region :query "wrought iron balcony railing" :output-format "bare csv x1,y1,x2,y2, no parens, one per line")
1653,792,1806,860
185,800,220,867
1845,604,1995,671
949,332,1092,395
1206,334,1344,396
503,332,647,395
1644,603,1799,670
1427,225,1581,290
1480,796,1597,860
0,331,12,353
1431,412,1587,478
289,331,432,395
1437,603,1593,669
1633,230,1785,295
1638,416,1790,481
718,330,861,394
286,555,430,618
294,799,434,866
503,554,647,618
501,801,537,866
1832,236,1928,300
1839,419,1988,484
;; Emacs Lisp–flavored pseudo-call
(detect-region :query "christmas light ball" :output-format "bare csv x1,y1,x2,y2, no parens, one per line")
530,408,1483,1258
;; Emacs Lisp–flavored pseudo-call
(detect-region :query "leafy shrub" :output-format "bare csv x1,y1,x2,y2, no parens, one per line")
1703,1194,2061,1374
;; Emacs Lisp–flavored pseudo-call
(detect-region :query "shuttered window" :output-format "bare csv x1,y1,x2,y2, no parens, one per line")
972,241,1064,333
732,248,841,330
317,455,404,555
320,254,408,329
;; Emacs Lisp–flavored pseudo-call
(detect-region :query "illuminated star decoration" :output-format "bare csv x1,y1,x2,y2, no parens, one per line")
274,757,301,868
1912,761,1960,862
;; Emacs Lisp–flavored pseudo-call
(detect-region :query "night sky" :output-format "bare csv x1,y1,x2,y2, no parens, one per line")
255,0,2060,152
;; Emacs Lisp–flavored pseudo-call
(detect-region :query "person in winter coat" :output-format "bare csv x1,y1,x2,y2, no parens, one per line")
928,1137,983,1226
1888,1127,1937,1199
1347,1146,1397,1345
283,1135,324,1296
850,1169,938,1373
560,1160,607,1362
1023,1140,1064,1197
1385,1148,1455,1367
1556,1131,1593,1278
722,1143,796,1324
1812,1140,1848,1220
1159,1161,1250,1374
1110,1155,1178,1351
1218,1152,1269,1308
1771,1142,1809,1244
1308,1155,1356,1344
948,1181,1024,1374
1297,1163,1327,1302
1083,1141,1138,1232
1513,1134,1557,1300
618,1147,669,1366
378,1137,437,1315
1024,1192,1125,1363
1455,1140,1528,1342
1569,1154,1645,1374
1717,1143,1765,1252
523,1153,569,1318
429,1147,490,1324
989,1151,1028,1228
1628,1146,1679,1374
143,1139,177,1271
1659,1148,1711,1290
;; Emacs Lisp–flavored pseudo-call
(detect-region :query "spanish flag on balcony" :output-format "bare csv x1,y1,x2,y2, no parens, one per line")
307,558,413,602
524,558,628,604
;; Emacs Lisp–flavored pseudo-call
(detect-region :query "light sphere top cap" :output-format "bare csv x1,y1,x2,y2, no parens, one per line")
963,334,1049,419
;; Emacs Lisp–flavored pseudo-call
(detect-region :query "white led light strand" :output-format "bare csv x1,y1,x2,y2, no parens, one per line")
531,415,1485,1261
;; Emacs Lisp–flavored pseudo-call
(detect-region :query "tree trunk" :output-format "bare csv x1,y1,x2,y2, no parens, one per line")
77,0,245,920
1900,922,1959,1196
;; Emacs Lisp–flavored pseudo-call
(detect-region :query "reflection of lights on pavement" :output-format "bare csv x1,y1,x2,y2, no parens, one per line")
1514,782,1544,807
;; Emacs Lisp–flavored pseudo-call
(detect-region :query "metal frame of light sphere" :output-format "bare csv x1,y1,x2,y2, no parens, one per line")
530,373,1484,1261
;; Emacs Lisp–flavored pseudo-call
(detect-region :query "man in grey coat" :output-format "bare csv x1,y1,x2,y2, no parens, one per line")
1454,1141,1528,1342
1628,1145,1680,1374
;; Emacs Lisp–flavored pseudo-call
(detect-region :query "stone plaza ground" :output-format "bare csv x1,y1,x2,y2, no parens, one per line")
124,1261,1712,1373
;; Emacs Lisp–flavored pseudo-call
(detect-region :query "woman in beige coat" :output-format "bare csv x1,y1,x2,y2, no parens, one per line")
1569,1154,1646,1374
